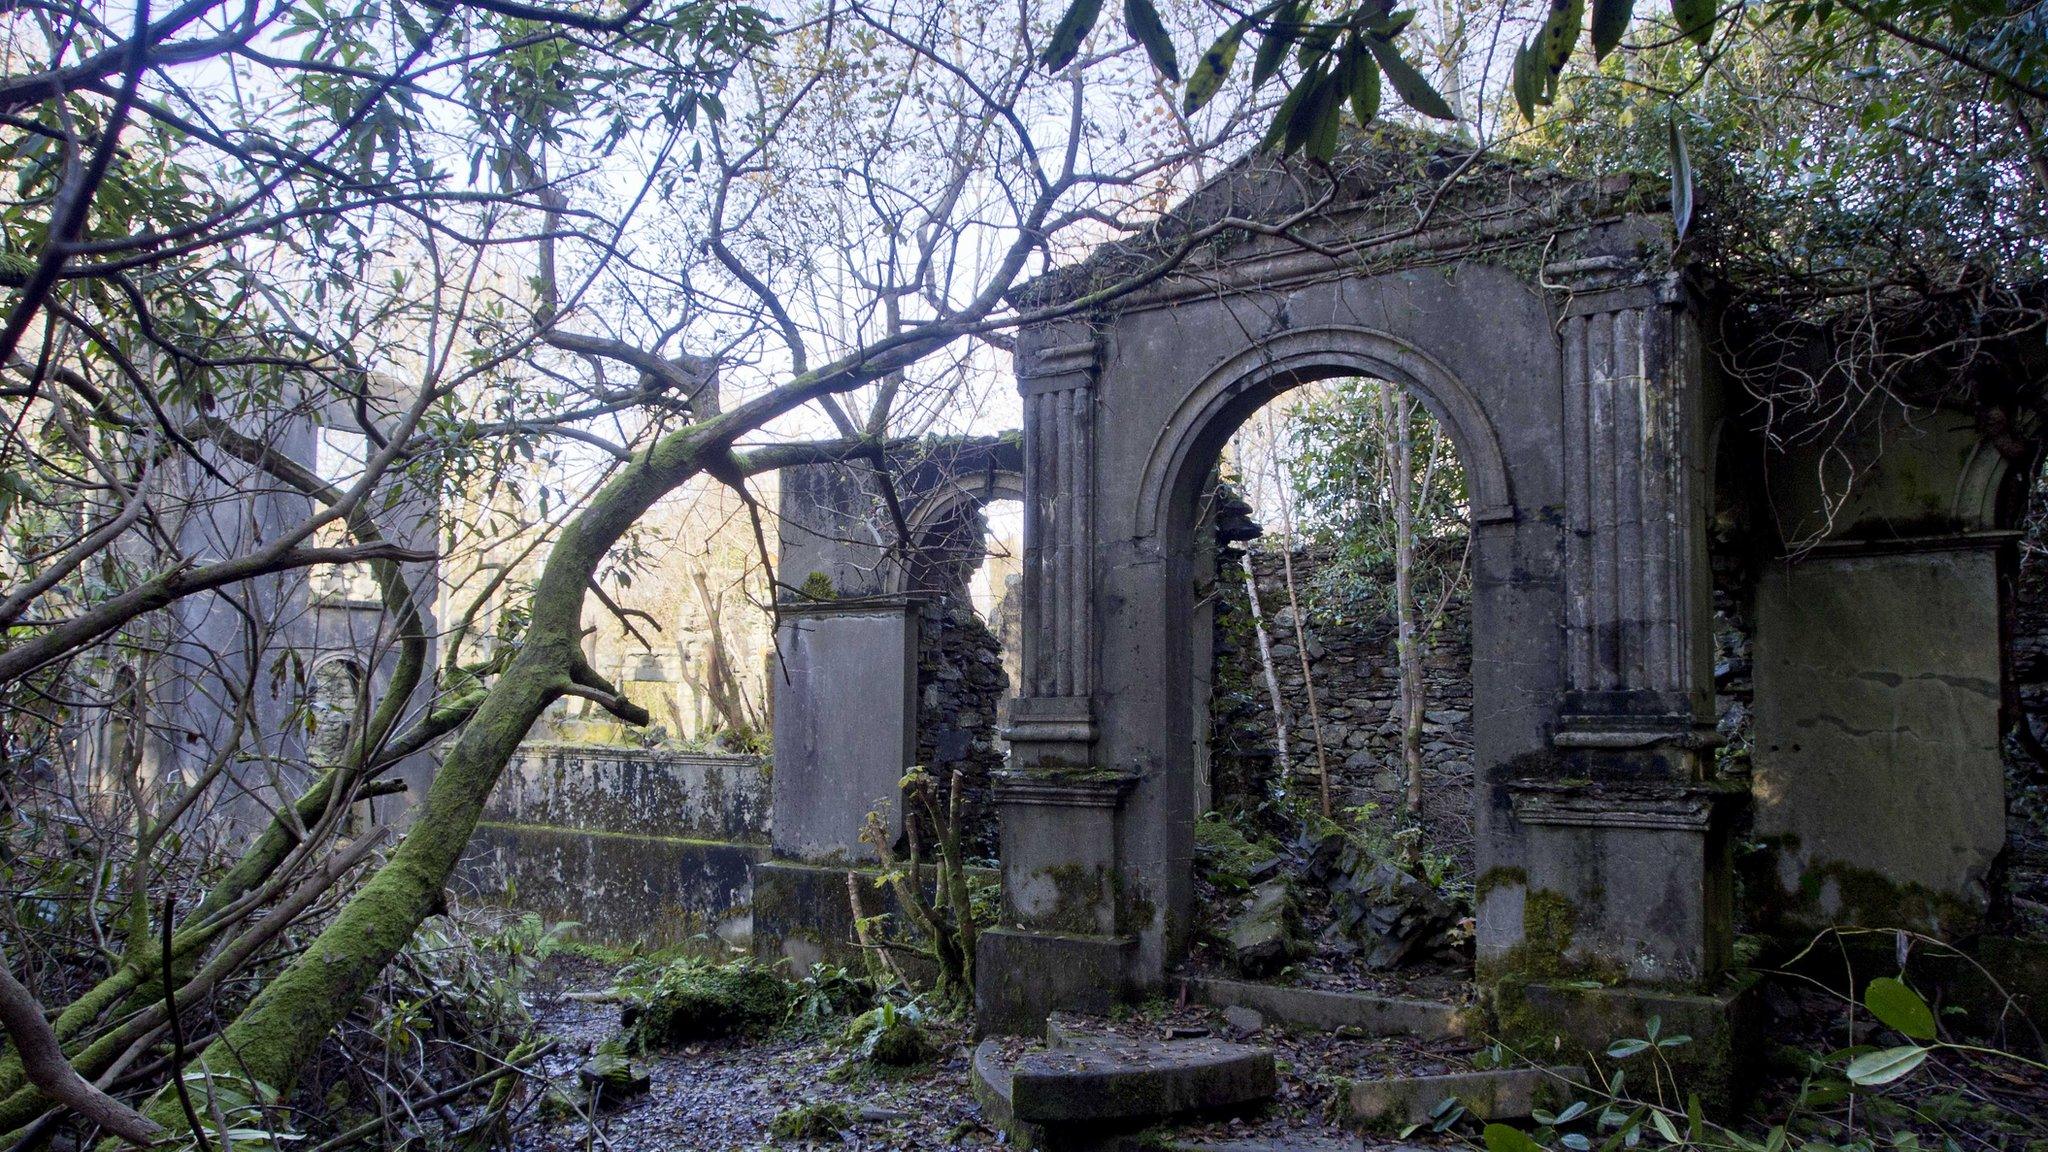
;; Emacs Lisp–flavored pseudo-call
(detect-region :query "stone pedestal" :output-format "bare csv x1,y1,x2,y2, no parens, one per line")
1508,778,1738,986
769,597,920,863
976,769,1138,1034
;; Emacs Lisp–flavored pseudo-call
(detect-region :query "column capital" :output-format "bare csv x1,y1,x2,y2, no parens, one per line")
991,767,1137,809
1545,256,1694,318
1017,327,1101,396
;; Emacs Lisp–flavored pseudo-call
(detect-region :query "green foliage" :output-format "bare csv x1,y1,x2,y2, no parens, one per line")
843,999,932,1066
769,1099,855,1141
1285,378,1467,630
1863,976,1937,1041
798,571,840,601
1193,812,1283,894
1510,2,2044,380
789,963,874,1029
1478,936,2045,1152
1041,0,1456,156
621,957,793,1050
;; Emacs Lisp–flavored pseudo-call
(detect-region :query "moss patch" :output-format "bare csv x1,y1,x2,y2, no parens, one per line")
1194,815,1283,895
624,958,793,1050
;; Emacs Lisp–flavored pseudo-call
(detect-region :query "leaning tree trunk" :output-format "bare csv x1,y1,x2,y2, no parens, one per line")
116,423,721,1135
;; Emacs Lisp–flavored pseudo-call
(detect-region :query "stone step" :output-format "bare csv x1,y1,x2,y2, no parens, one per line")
972,1034,1279,1150
1343,1065,1587,1128
1181,976,1474,1040
1136,1135,1366,1152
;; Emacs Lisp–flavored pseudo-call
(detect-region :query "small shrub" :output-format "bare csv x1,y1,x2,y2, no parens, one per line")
622,958,792,1049
844,1000,931,1067
790,962,872,1028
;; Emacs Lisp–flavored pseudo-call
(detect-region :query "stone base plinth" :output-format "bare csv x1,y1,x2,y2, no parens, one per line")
995,771,1137,935
975,927,1136,1035
1503,979,1760,1116
1508,779,1741,985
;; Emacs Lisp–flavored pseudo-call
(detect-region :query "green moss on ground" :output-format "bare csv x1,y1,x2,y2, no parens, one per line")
624,958,793,1049
769,1100,855,1140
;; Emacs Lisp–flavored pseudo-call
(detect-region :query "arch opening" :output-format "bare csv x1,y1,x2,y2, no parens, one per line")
1153,350,1498,990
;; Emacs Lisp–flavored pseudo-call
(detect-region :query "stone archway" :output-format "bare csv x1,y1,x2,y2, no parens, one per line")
1138,329,1512,954
1133,325,1514,538
979,147,1733,1042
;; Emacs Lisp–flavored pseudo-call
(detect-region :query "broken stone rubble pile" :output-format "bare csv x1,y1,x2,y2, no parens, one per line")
1220,830,1464,978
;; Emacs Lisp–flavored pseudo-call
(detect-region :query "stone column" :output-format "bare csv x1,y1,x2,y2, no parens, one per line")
980,323,1141,1033
1009,328,1100,767
1552,256,1714,760
1507,251,1737,988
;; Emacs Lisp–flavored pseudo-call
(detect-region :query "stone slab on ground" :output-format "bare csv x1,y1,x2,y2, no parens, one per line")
973,1034,1279,1148
1344,1066,1585,1128
1129,1136,1367,1152
1184,976,1473,1040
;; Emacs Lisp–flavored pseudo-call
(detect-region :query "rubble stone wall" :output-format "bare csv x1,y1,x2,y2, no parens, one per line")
917,597,1009,856
1212,541,1476,872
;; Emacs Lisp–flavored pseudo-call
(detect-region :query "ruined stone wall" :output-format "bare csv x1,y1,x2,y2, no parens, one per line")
457,744,767,948
916,598,1008,856
1211,541,1476,871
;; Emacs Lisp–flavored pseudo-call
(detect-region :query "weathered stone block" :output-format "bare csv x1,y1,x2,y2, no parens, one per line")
1183,976,1473,1040
1506,980,1759,1115
971,1033,1276,1149
770,599,920,863
1226,880,1306,978
458,822,761,949
1344,1066,1583,1128
1752,545,2005,938
975,927,1135,1036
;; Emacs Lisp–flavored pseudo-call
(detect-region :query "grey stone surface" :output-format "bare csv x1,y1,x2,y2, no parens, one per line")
1514,980,1759,1113
972,1034,1277,1128
770,599,919,863
751,858,997,977
457,823,761,948
1752,544,2006,934
484,744,767,842
1227,881,1305,978
1220,1004,1266,1035
459,744,770,947
1183,978,1471,1041
1509,782,1738,985
1305,834,1462,970
1344,1066,1584,1127
974,927,1136,1036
